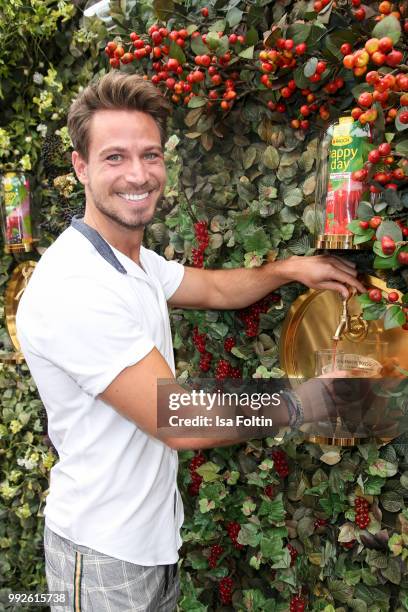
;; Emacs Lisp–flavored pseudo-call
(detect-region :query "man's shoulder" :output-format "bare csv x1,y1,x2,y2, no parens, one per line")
33,226,118,284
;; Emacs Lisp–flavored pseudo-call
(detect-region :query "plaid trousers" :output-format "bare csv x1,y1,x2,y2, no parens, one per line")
43,525,179,611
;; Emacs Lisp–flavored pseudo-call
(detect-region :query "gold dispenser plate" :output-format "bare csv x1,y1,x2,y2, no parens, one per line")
2,260,37,362
316,234,365,250
279,275,407,446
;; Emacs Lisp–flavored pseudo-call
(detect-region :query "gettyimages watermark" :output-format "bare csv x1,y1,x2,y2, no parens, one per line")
156,377,408,440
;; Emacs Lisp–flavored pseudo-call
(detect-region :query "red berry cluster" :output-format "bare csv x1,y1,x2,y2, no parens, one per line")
219,576,233,605
287,542,298,566
351,140,407,194
215,359,231,380
343,35,407,127
264,484,276,499
199,351,213,372
290,595,306,612
230,366,242,378
192,326,207,353
341,539,357,549
314,518,328,529
208,544,223,568
355,496,371,529
237,296,272,337
224,337,236,352
271,449,290,478
188,452,206,496
226,521,244,549
192,221,209,268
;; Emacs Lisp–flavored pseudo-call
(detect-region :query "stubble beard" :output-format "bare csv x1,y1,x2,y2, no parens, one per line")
88,182,163,231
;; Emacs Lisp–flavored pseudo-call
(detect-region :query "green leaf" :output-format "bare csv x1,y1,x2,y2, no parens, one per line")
205,31,221,50
198,498,216,513
372,15,401,44
243,228,270,253
361,568,378,586
245,27,258,46
395,140,408,156
294,66,311,89
364,476,386,495
260,531,286,559
376,220,403,242
169,41,186,64
287,23,312,44
348,219,370,235
368,458,398,478
196,461,221,482
263,146,279,170
357,201,374,220
354,232,374,245
304,57,318,78
209,19,226,33
243,146,257,170
191,35,209,56
297,516,315,539
188,97,207,109
384,305,406,330
327,579,354,604
381,557,401,584
373,253,399,270
186,24,198,35
283,188,303,207
153,0,174,20
381,490,404,512
226,7,243,28
324,34,344,61
362,303,387,320
237,523,260,547
239,45,254,59
258,493,286,523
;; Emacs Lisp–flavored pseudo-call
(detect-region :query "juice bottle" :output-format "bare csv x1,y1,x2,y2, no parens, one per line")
315,117,373,249
0,172,33,253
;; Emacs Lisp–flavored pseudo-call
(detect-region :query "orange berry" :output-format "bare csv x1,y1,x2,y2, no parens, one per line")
379,1,392,13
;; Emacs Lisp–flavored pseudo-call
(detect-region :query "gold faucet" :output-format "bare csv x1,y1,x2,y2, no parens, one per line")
333,288,358,341
333,295,350,341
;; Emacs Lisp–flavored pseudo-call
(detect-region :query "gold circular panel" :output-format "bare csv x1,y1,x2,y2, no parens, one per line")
4,260,37,355
279,275,407,446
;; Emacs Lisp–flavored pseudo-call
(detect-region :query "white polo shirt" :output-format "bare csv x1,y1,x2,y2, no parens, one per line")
16,224,185,565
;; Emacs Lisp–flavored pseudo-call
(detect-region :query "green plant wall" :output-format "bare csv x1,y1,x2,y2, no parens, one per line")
1,0,408,610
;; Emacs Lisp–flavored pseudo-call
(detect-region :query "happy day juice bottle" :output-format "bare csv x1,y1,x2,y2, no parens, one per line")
315,116,373,250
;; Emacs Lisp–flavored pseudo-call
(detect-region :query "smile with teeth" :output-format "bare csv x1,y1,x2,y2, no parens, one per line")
117,191,151,202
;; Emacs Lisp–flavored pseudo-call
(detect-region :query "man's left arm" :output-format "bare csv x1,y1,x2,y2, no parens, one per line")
168,254,366,310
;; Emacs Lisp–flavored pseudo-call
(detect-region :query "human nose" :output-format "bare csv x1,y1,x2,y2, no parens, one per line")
124,156,149,185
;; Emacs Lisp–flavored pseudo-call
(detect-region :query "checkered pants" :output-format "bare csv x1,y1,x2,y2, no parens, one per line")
43,525,179,611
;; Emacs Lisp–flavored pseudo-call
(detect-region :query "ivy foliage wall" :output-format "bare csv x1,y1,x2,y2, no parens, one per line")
1,0,408,610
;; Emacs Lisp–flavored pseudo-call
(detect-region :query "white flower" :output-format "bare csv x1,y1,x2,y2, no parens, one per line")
33,72,44,85
36,124,47,137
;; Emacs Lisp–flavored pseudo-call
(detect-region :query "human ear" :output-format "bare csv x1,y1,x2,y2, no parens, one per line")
72,151,88,185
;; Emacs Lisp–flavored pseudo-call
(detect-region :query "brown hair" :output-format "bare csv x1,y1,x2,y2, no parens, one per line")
67,72,172,160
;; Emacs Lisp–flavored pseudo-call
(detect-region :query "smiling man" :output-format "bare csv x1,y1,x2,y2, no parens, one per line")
16,72,365,611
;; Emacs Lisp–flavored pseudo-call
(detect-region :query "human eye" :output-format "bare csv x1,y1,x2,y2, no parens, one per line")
106,153,123,161
144,151,162,160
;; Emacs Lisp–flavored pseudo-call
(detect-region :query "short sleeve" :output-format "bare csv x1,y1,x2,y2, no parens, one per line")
143,249,185,300
18,277,155,398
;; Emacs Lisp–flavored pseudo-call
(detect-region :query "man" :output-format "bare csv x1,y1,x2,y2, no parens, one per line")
16,71,365,611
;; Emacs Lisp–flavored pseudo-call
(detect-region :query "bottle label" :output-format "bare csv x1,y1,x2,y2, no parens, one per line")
324,119,371,235
2,172,32,248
